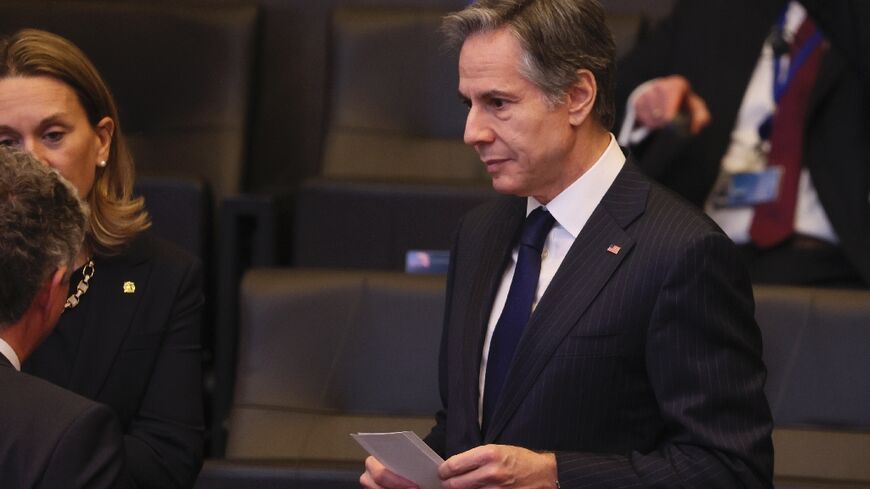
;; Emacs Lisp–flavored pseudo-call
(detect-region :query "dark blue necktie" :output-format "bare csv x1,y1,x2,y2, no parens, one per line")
482,207,556,431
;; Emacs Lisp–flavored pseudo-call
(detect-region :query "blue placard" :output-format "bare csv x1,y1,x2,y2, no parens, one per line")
405,250,451,274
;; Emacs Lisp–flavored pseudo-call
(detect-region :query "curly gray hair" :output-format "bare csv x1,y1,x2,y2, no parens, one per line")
0,149,88,326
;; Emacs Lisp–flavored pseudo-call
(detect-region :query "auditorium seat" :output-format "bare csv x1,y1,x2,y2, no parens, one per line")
227,269,443,460
291,6,494,270
193,269,445,488
754,286,870,488
294,179,491,269
135,176,211,261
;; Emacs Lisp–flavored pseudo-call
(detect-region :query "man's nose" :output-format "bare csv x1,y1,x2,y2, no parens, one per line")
463,107,494,146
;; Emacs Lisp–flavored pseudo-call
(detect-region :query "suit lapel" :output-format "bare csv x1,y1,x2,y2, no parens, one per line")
484,165,649,442
68,237,153,399
460,198,525,440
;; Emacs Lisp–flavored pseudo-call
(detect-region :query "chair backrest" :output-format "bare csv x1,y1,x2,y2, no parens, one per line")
0,1,258,200
755,286,870,430
226,269,445,462
322,7,482,182
134,176,211,260
320,7,649,182
292,179,494,270
754,286,870,485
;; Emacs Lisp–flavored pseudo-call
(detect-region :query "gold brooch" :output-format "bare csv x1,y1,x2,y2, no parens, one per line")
123,281,136,294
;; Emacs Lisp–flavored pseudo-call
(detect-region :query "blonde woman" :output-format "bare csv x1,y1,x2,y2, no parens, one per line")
0,29,203,488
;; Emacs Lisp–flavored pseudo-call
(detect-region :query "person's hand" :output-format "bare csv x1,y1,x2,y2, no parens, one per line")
438,444,557,489
360,456,420,489
633,75,711,135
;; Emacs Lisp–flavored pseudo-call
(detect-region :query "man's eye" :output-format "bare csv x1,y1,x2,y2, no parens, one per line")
0,138,17,147
492,98,506,109
461,99,472,110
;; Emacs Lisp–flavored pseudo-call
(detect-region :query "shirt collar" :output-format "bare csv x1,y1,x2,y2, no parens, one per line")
0,337,21,371
527,134,626,238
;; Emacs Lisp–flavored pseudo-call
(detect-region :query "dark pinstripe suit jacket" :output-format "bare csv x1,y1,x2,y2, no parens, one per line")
425,162,774,488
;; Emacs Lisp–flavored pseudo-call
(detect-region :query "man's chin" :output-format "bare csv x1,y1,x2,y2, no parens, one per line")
489,177,525,197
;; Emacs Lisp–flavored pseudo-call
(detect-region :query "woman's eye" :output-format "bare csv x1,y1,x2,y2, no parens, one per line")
44,131,65,143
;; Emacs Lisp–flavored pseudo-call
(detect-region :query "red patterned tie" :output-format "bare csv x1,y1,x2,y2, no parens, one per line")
749,17,825,248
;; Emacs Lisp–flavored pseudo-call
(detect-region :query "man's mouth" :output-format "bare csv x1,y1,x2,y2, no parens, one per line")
482,158,509,171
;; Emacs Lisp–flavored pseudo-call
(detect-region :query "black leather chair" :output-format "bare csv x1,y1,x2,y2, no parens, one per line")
134,176,211,261
754,286,870,488
195,269,445,488
227,269,443,460
291,6,494,271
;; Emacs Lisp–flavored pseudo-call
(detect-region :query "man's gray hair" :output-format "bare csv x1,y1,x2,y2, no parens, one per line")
443,0,616,128
0,149,88,326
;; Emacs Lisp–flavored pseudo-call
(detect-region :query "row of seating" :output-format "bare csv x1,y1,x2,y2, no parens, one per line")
195,269,870,488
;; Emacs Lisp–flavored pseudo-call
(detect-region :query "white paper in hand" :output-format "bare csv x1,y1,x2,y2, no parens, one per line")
351,431,444,489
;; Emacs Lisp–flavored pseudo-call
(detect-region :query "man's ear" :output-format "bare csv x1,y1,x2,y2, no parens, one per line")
566,69,598,127
38,267,69,320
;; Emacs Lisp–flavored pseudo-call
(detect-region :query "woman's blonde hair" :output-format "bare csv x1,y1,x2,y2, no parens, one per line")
0,28,149,254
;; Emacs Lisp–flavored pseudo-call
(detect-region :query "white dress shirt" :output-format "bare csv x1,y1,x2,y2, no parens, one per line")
0,336,21,371
477,135,626,422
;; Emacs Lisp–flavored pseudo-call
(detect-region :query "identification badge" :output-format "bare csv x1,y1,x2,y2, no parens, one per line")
711,168,782,208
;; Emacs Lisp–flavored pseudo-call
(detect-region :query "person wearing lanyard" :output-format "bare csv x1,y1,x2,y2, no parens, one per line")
616,0,870,288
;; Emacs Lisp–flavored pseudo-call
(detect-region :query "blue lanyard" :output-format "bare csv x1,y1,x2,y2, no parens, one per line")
771,10,823,104
759,8,823,141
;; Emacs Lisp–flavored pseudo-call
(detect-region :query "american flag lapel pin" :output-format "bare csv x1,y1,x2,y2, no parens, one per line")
607,244,621,255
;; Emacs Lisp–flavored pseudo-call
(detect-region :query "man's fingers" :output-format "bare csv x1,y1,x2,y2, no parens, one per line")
363,456,419,489
658,75,691,120
632,75,711,134
439,445,499,479
685,92,712,134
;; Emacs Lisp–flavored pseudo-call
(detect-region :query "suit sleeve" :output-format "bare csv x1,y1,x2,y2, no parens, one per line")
801,0,870,85
125,256,205,489
555,232,774,489
424,215,465,458
41,402,131,489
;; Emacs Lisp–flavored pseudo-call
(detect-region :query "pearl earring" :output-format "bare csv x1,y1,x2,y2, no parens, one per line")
98,160,107,167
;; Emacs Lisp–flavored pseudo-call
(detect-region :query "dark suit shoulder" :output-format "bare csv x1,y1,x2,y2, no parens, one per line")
1,367,99,414
617,162,727,238
0,368,126,488
645,177,726,236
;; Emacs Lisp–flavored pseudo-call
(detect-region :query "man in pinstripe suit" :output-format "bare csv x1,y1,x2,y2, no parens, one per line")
361,1,774,488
